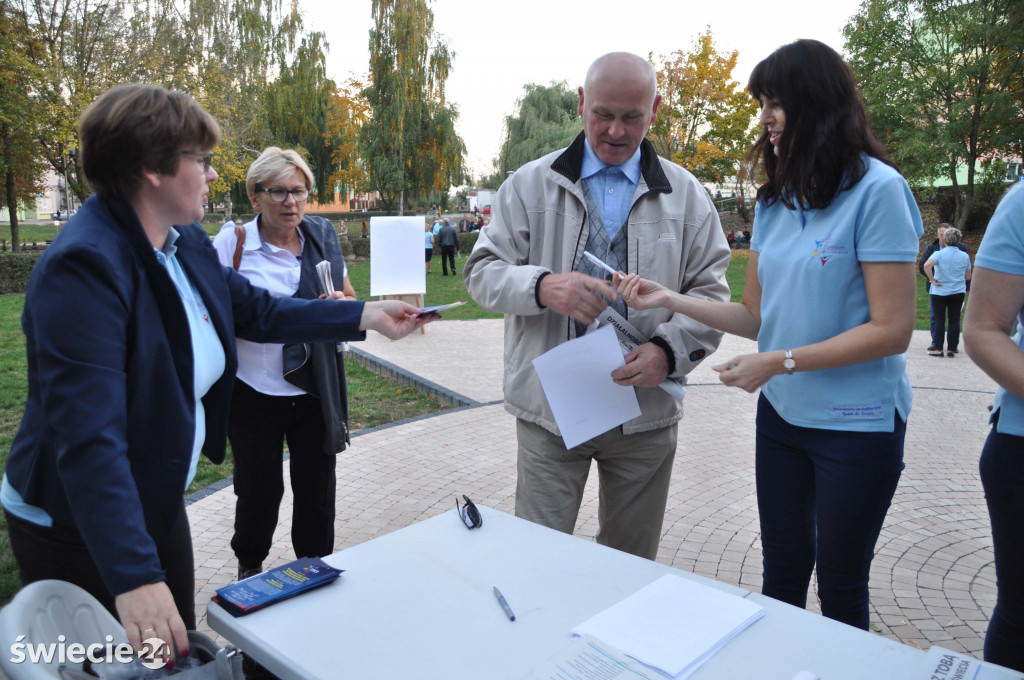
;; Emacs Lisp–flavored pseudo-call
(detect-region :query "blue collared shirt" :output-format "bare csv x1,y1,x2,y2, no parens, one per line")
580,139,642,239
155,228,226,490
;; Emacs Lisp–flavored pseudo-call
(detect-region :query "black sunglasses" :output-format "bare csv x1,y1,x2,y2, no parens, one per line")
456,495,482,530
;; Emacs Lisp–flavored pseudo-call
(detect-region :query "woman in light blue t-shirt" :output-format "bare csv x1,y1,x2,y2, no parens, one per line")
963,183,1024,672
615,39,922,631
924,227,972,357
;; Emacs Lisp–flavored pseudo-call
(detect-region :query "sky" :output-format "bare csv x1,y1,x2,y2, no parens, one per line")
300,0,868,178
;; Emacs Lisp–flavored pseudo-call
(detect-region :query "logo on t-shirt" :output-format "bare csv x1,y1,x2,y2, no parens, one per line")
811,234,849,266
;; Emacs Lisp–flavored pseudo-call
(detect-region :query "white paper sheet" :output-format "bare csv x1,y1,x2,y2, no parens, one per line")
571,574,765,679
521,635,659,680
369,216,426,297
532,325,641,449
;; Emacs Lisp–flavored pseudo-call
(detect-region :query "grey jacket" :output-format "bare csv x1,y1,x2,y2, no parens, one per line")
463,133,730,435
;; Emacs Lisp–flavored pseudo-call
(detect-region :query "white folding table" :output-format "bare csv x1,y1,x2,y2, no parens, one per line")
207,505,1017,679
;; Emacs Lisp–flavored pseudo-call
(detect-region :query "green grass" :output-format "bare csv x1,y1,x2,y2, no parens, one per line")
344,258,502,320
0,223,65,247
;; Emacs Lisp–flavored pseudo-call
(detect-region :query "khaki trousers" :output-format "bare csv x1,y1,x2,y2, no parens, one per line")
515,419,678,560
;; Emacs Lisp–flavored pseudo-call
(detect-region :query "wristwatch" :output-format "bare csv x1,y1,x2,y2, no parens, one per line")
783,349,796,375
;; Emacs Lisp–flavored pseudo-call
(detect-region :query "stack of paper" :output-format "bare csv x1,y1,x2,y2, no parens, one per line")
571,574,765,679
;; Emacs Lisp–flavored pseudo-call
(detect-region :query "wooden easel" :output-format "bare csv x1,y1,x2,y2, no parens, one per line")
379,293,425,334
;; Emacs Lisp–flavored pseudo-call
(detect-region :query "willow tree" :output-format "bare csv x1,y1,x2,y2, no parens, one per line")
361,0,465,213
183,0,307,215
495,81,581,176
262,31,340,204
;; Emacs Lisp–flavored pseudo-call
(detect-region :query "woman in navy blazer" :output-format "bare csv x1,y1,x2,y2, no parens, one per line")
1,84,430,658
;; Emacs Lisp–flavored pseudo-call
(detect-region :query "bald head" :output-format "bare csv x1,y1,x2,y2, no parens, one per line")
578,52,661,166
583,52,658,108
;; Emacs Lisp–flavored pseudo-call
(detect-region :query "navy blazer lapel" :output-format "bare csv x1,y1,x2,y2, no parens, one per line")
105,197,195,402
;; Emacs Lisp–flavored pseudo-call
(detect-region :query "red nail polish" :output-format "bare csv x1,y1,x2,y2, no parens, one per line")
181,648,189,658
166,660,175,670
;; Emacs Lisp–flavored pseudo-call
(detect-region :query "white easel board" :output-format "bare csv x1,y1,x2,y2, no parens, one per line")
369,216,426,297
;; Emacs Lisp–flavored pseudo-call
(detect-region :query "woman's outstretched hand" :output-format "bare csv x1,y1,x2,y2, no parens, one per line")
359,300,434,340
615,273,670,311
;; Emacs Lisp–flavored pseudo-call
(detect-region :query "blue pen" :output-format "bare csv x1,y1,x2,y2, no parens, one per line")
493,586,516,622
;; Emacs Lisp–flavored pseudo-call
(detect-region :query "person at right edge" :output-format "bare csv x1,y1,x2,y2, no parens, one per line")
463,52,730,561
964,182,1024,672
614,40,922,630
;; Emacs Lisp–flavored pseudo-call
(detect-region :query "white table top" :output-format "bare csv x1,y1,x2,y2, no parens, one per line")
207,505,1009,680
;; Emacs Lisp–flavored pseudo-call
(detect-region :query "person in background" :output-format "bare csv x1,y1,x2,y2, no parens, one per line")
437,217,459,276
963,183,1024,672
923,226,971,357
459,213,472,232
0,84,429,658
425,221,435,273
464,52,730,561
615,39,921,630
919,222,970,351
212,147,357,581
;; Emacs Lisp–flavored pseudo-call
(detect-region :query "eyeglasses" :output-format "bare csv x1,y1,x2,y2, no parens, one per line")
181,150,214,172
456,495,482,530
257,187,310,203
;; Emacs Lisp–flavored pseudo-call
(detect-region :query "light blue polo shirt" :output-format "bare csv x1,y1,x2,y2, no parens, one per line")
752,156,924,432
974,183,1024,437
928,245,971,295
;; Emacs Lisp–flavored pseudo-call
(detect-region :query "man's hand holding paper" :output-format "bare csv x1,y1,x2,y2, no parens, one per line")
532,325,641,450
612,342,670,388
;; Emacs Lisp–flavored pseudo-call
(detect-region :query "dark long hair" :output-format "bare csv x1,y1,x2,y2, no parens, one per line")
745,39,895,210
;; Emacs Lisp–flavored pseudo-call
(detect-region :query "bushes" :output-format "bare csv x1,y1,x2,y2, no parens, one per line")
343,231,481,261
0,252,43,294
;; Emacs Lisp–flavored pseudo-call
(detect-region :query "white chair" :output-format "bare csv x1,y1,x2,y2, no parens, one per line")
0,580,127,680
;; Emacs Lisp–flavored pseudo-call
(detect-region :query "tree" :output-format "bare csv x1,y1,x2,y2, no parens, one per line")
494,81,581,176
184,0,307,216
648,28,759,186
263,31,339,204
360,0,465,213
12,0,193,204
844,0,1024,229
0,0,46,251
325,77,370,200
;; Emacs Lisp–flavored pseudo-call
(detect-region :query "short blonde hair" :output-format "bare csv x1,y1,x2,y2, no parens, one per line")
943,227,963,247
245,147,314,197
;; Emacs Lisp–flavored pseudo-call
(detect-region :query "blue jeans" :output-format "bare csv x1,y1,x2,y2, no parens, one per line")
980,418,1024,671
755,394,905,629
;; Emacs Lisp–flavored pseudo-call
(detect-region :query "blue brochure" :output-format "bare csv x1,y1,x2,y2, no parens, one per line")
212,557,343,617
